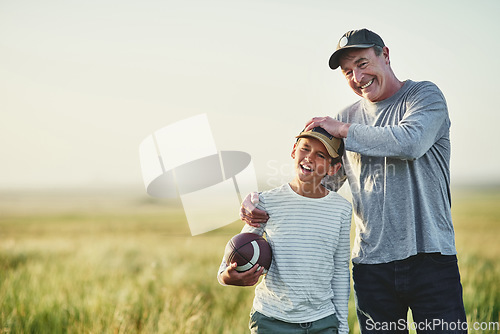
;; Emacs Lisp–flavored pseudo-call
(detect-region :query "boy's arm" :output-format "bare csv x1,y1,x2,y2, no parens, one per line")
217,207,267,286
331,208,352,334
218,261,264,286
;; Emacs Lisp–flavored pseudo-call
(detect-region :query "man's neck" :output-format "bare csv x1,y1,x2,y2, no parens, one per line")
379,75,404,102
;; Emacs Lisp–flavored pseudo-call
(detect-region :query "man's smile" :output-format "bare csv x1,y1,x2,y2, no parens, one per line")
360,78,374,89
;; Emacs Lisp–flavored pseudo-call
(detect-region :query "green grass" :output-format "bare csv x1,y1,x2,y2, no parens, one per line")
452,188,500,332
0,188,498,333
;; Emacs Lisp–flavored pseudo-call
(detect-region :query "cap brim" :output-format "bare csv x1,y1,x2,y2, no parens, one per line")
329,43,375,70
296,133,339,159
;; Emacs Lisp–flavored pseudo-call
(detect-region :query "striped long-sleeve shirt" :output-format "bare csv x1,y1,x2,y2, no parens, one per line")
218,183,352,333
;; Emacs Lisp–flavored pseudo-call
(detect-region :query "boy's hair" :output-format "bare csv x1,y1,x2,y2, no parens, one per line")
330,139,344,166
296,127,344,166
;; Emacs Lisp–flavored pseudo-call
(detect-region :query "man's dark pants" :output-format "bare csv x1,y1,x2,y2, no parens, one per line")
353,253,467,334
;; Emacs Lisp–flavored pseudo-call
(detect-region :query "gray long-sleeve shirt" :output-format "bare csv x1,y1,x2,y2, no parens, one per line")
323,80,457,264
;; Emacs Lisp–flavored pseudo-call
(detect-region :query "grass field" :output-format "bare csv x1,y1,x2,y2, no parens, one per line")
0,187,498,333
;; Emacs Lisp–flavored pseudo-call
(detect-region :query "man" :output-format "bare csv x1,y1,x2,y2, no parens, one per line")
241,29,467,333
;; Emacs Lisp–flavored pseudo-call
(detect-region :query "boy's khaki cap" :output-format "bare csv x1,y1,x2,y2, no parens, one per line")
296,127,341,159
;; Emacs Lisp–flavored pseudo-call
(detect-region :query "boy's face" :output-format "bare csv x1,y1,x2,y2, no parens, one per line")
291,137,339,183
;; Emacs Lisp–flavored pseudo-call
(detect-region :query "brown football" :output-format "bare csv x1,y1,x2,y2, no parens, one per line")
223,233,272,273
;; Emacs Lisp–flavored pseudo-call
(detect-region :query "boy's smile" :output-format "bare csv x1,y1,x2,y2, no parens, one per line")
299,161,314,174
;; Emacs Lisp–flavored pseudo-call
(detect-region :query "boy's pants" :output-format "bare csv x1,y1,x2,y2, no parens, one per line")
249,309,339,334
353,252,467,334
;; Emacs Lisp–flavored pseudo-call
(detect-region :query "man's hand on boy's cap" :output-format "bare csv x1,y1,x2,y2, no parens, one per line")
240,192,269,227
305,116,351,138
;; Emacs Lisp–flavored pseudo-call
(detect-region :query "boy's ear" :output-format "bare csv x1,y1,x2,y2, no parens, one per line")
291,143,297,159
327,162,342,176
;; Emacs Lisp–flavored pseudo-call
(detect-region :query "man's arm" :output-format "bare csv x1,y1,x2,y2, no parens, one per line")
239,192,269,227
306,82,449,160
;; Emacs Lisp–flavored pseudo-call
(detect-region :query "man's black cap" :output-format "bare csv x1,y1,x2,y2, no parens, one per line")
329,29,385,70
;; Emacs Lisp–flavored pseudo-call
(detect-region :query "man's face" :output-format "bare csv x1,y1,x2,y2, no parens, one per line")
339,47,392,102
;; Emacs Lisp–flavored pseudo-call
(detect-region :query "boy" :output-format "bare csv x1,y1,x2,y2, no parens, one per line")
217,127,352,334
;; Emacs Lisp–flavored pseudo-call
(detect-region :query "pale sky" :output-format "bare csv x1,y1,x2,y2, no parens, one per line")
1,0,499,191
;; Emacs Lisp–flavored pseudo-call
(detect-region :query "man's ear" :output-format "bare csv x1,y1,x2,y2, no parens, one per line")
383,46,390,65
327,162,342,176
